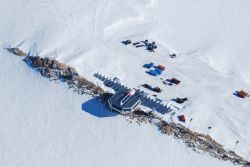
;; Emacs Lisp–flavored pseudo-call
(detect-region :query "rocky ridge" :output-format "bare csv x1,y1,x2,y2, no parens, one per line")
123,110,250,167
6,48,105,96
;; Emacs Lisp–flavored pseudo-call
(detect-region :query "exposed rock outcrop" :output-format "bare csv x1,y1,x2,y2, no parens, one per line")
123,110,250,167
22,55,105,96
7,48,27,56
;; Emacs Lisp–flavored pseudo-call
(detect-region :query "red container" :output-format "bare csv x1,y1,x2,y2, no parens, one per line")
157,65,166,71
238,90,248,98
181,115,186,122
171,78,181,84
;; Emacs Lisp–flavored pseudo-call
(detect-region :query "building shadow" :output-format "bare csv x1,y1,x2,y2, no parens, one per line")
81,97,118,118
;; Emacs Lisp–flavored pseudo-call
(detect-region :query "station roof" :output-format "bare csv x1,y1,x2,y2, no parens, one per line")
109,89,141,109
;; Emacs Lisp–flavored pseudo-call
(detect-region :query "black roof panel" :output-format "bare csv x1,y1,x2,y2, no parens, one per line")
109,89,141,109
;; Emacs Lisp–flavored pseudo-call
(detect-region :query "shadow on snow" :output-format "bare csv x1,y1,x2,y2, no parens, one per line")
81,97,118,118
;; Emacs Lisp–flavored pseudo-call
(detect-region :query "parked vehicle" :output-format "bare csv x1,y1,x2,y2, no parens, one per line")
170,53,176,58
170,78,181,85
152,87,162,93
136,44,144,48
133,42,140,45
122,40,132,45
236,90,249,98
175,97,188,104
142,84,162,93
142,84,152,89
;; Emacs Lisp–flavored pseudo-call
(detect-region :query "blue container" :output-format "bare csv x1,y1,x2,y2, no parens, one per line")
143,64,150,68
149,70,158,76
155,68,162,75
148,62,154,68
143,62,154,69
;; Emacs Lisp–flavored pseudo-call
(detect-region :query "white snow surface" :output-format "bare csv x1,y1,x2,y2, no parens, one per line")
0,0,250,166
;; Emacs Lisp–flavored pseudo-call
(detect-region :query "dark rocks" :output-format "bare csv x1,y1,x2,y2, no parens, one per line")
233,159,241,165
161,124,174,135
245,162,250,167
26,56,77,80
68,66,78,76
126,114,248,167
42,58,54,68
46,59,54,67
222,155,229,161
60,72,73,80
217,148,226,155
93,87,105,95
30,57,44,68
7,48,27,56
51,61,58,69
20,55,105,96
40,68,55,78
57,63,67,71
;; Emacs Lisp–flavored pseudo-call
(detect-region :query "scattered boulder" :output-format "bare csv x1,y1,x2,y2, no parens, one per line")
44,58,54,67
161,122,174,135
30,57,44,68
68,66,78,76
222,155,229,161
57,62,67,71
7,48,26,56
51,61,58,69
22,56,105,96
93,86,105,94
245,162,250,166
